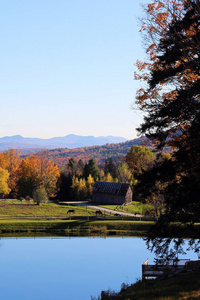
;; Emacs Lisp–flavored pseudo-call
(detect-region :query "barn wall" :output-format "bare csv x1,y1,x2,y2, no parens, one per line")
93,193,126,205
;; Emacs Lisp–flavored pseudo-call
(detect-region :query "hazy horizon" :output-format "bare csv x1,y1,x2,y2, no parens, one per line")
0,133,129,140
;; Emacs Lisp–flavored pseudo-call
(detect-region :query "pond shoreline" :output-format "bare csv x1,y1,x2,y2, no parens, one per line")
0,219,199,238
0,201,199,238
0,219,153,238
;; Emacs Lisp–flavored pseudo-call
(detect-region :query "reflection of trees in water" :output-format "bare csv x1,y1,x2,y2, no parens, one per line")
146,237,200,265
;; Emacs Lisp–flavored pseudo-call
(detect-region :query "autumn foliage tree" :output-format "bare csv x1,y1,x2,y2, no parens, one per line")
0,167,11,197
117,162,134,185
71,175,95,200
125,146,155,178
18,156,60,198
135,0,200,226
87,174,95,198
0,149,21,197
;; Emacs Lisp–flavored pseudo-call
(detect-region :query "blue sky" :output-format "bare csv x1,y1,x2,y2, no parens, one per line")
1,0,150,140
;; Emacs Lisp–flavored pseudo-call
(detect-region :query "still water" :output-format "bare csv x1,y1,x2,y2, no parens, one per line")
0,237,198,300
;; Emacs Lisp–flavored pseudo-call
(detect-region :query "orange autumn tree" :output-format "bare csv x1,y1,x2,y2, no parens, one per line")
135,0,200,225
36,153,60,197
0,149,21,197
18,155,60,198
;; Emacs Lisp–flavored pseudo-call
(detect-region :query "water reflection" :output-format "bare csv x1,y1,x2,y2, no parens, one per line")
0,237,198,300
146,237,200,264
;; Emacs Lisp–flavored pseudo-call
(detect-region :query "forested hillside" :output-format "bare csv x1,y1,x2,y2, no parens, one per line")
34,136,153,167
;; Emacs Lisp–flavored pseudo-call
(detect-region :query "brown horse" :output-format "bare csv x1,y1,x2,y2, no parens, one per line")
67,209,75,214
96,210,103,216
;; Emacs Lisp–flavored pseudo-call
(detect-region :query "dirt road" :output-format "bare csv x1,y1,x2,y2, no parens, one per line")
59,201,142,217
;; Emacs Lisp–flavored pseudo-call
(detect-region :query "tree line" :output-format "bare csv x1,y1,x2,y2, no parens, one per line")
0,149,60,204
0,146,169,208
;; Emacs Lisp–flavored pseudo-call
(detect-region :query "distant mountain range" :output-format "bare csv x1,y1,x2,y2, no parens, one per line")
0,134,127,152
37,136,152,167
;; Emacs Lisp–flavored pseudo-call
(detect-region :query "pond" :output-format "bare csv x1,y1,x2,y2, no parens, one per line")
0,237,198,300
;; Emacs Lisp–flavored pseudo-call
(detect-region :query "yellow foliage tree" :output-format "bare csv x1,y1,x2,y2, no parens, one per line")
99,169,105,180
71,176,80,199
0,149,21,197
104,172,113,183
0,167,11,197
117,162,134,185
87,174,95,199
78,178,87,200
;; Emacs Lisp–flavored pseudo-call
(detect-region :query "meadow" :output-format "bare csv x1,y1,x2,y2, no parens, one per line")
0,199,154,221
0,199,154,237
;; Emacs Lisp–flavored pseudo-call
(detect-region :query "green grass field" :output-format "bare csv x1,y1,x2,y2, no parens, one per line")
0,199,154,220
0,199,155,236
0,199,97,219
98,201,153,215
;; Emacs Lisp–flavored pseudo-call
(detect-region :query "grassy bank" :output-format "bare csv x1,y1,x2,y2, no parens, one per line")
96,270,200,300
1,218,199,238
0,219,154,237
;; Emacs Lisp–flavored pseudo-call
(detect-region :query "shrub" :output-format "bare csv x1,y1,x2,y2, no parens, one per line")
33,188,49,205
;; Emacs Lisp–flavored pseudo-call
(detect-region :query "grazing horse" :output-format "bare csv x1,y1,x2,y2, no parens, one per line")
96,210,103,216
67,209,75,214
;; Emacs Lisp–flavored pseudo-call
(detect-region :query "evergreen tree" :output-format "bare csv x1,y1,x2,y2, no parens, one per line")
76,159,85,177
83,159,100,180
104,159,117,179
57,172,72,201
136,0,200,225
67,157,77,177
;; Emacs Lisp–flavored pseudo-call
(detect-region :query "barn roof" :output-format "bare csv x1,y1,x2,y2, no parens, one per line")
93,181,131,196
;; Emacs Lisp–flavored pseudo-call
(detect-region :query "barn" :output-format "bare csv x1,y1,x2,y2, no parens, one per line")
92,181,132,205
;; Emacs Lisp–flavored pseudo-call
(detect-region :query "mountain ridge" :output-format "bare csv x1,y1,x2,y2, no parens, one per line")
32,136,152,167
0,134,127,152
